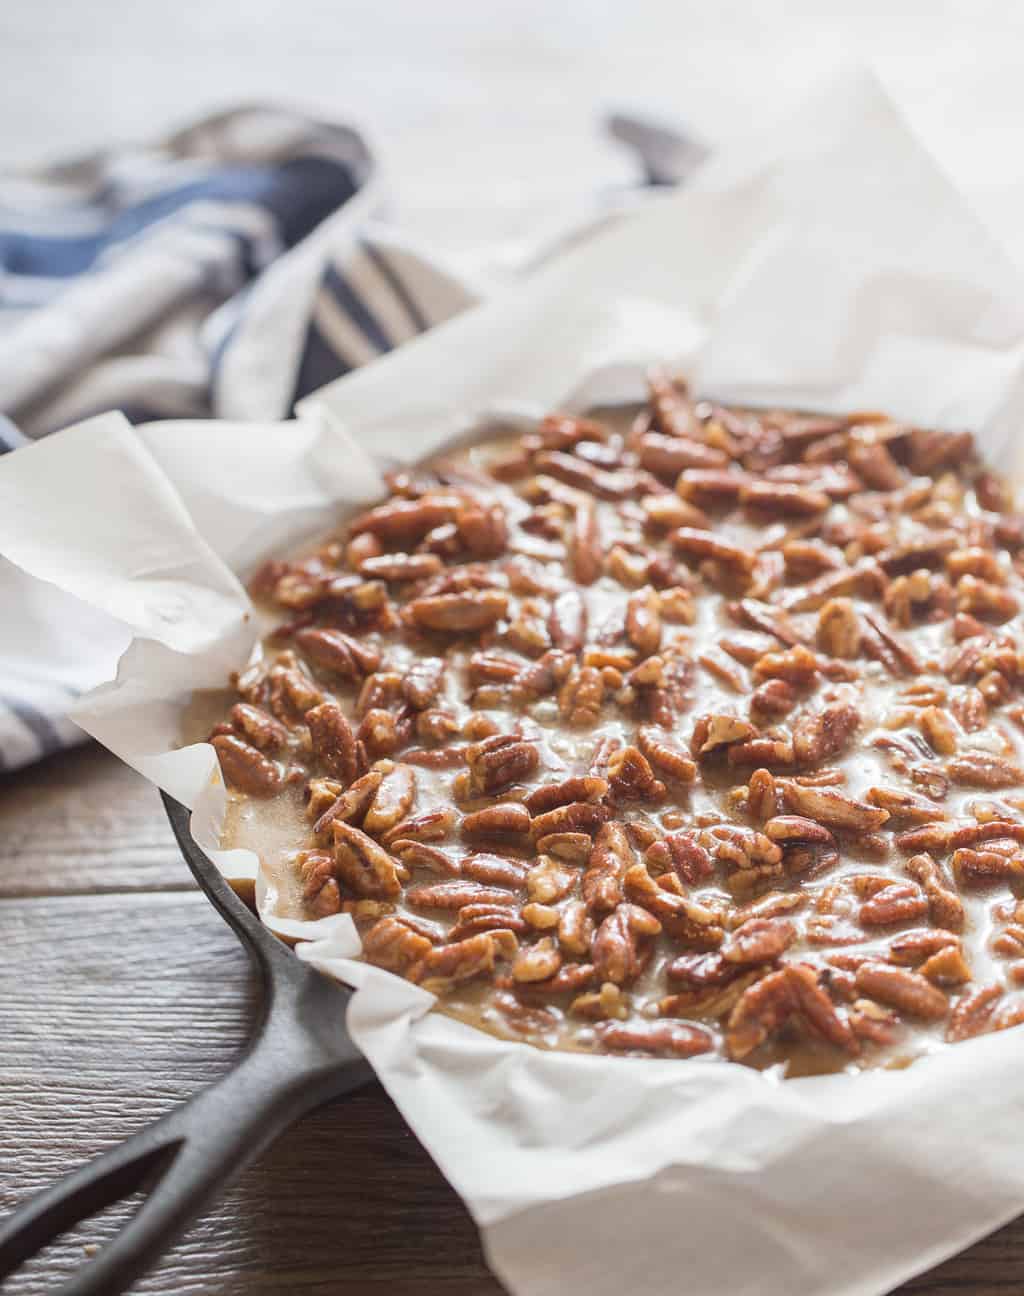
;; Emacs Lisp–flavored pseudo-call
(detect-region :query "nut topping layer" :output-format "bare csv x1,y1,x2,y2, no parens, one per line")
208,378,1024,1072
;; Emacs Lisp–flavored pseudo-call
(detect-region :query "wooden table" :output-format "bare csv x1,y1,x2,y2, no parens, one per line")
0,743,1022,1294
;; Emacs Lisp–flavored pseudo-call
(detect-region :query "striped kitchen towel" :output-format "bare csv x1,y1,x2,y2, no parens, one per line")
0,105,705,769
0,105,480,437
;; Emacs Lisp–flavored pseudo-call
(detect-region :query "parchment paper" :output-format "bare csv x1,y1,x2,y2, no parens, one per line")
5,69,1024,1296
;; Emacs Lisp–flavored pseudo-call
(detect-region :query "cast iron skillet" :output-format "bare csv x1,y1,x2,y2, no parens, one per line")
0,793,373,1295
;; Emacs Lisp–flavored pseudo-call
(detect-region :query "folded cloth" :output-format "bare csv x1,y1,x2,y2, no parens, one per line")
0,105,482,435
0,106,704,770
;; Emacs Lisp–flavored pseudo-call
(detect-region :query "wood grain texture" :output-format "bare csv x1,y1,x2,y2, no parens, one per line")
0,884,501,1296
0,745,188,897
1,743,1024,1294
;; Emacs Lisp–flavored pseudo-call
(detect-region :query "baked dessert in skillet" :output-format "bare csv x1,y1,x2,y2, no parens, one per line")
206,374,1024,1072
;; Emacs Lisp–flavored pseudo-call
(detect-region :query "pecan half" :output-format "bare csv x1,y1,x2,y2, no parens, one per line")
725,968,796,1059
993,997,1024,1032
643,493,711,532
746,768,778,821
229,703,287,752
461,802,532,841
362,915,434,979
306,702,360,785
623,864,724,947
786,963,859,1053
359,552,444,583
569,500,602,585
606,745,666,802
751,644,820,687
406,879,518,910
582,822,634,914
362,763,417,836
526,855,577,903
854,962,948,1020
212,734,281,796
952,847,1024,884
420,932,514,994
742,480,830,515
356,708,407,760
636,727,697,783
402,656,446,710
407,589,508,631
946,984,1004,1042
391,841,458,874
534,450,643,500
558,900,595,956
919,944,970,986
905,852,965,932
887,928,959,966
295,627,381,679
693,713,759,755
349,495,461,543
721,917,796,965
558,666,605,726
512,936,562,983
763,815,834,845
780,560,886,613
864,786,947,826
638,430,727,477
457,853,526,889
848,438,907,491
591,902,662,984
645,833,715,886
465,733,540,795
332,821,402,898
530,800,610,842
298,850,341,917
779,782,890,832
314,768,384,836
946,753,1024,789
625,587,662,655
597,1020,713,1057
383,803,456,844
539,831,593,862
749,678,798,721
548,589,588,652
525,776,608,816
859,882,929,927
700,825,782,874
791,702,859,765
456,502,508,558
671,527,755,575
449,903,529,941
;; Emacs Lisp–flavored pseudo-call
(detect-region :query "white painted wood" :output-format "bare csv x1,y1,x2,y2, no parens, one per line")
3,1,1024,261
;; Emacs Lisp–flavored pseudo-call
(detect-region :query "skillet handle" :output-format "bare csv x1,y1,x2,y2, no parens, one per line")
0,967,372,1296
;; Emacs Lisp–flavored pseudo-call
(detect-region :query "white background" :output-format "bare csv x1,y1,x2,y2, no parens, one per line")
3,0,1024,268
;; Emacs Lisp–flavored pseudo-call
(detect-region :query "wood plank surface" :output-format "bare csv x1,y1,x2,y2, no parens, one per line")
0,872,500,1295
0,744,188,898
2,744,1024,1294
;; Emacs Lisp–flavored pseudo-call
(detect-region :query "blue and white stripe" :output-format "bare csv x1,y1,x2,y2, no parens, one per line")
0,107,704,771
0,683,83,771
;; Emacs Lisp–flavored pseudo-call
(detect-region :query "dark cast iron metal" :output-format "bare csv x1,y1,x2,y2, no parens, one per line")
0,793,372,1295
